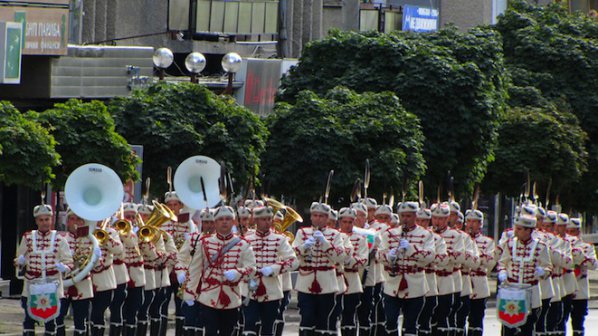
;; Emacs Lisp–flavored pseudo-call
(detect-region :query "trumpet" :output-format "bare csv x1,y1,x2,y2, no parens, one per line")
94,218,111,245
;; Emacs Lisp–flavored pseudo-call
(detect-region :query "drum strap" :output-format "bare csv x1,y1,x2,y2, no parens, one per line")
32,230,57,279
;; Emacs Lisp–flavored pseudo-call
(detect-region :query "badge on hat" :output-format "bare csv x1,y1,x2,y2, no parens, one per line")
515,214,537,228
431,202,450,218
339,207,356,219
465,209,484,222
310,202,331,214
253,206,273,219
237,206,251,219
200,208,215,221
397,201,419,214
214,206,235,220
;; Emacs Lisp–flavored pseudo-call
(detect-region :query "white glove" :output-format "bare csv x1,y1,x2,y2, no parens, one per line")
55,262,68,274
535,266,546,277
303,237,316,249
223,269,241,282
313,230,325,242
184,233,191,241
132,226,140,234
177,271,186,284
17,255,26,266
93,246,102,259
260,266,273,277
185,300,195,306
387,248,399,261
498,270,508,282
507,231,514,238
399,239,410,250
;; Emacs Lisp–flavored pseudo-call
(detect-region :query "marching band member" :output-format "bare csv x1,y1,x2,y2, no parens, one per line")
567,217,598,336
136,203,159,336
431,202,464,336
369,201,389,336
120,204,146,336
415,208,447,336
59,210,99,336
16,204,74,336
454,210,480,336
244,200,265,232
162,191,197,336
555,213,575,335
541,210,567,335
274,210,294,336
350,202,376,336
242,206,298,336
109,206,132,336
465,209,495,336
530,206,555,336
293,202,346,336
237,207,251,235
379,201,435,336
338,208,368,336
497,208,552,336
91,219,124,336
328,208,348,331
447,202,463,336
183,206,256,336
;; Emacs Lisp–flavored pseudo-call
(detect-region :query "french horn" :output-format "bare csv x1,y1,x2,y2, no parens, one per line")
63,163,124,287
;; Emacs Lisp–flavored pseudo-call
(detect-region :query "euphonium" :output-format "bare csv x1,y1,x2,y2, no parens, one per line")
264,197,302,242
138,201,174,243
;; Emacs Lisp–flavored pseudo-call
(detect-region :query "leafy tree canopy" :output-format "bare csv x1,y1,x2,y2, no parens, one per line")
27,99,138,189
277,27,508,198
495,0,598,211
0,101,60,188
109,82,268,197
263,87,426,208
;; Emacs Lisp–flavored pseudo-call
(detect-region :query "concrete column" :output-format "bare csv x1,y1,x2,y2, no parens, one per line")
292,0,303,57
343,0,360,31
95,0,107,42
302,0,313,50
106,0,117,41
312,0,323,39
82,0,96,43
278,0,293,58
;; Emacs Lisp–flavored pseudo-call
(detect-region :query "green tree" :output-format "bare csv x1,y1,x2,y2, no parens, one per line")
109,82,268,196
495,0,598,211
27,99,138,189
0,101,60,187
277,27,509,198
263,87,426,207
483,105,588,199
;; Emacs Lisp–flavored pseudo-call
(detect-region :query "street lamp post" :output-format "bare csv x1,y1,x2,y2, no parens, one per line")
153,47,174,81
221,52,242,95
185,52,207,83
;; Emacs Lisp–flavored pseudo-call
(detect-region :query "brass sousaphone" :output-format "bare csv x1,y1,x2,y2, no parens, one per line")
63,163,124,287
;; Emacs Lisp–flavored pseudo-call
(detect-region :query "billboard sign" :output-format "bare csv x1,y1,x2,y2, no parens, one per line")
0,21,22,83
402,5,439,32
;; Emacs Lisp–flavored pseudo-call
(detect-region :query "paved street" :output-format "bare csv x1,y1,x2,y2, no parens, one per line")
2,270,598,335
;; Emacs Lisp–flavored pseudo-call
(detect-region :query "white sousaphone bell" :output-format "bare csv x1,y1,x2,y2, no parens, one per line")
63,163,124,287
174,155,221,210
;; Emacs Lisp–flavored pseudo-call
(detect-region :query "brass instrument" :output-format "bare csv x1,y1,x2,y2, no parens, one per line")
138,201,175,244
94,218,111,245
114,203,132,236
264,197,302,242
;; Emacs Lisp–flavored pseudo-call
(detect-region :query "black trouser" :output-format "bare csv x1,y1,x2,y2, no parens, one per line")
341,293,361,329
123,287,143,328
467,298,487,335
448,292,461,333
535,298,551,335
200,304,239,336
149,287,167,322
183,301,201,331
371,283,385,336
21,296,64,335
329,294,343,330
382,294,424,336
571,299,588,336
417,296,437,335
297,292,336,333
431,294,453,334
455,295,470,334
138,289,156,326
58,297,90,335
559,294,574,334
357,286,374,334
243,299,281,336
91,289,114,332
502,307,539,336
274,290,291,336
110,283,128,328
170,282,185,323
160,285,175,320
547,300,563,333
